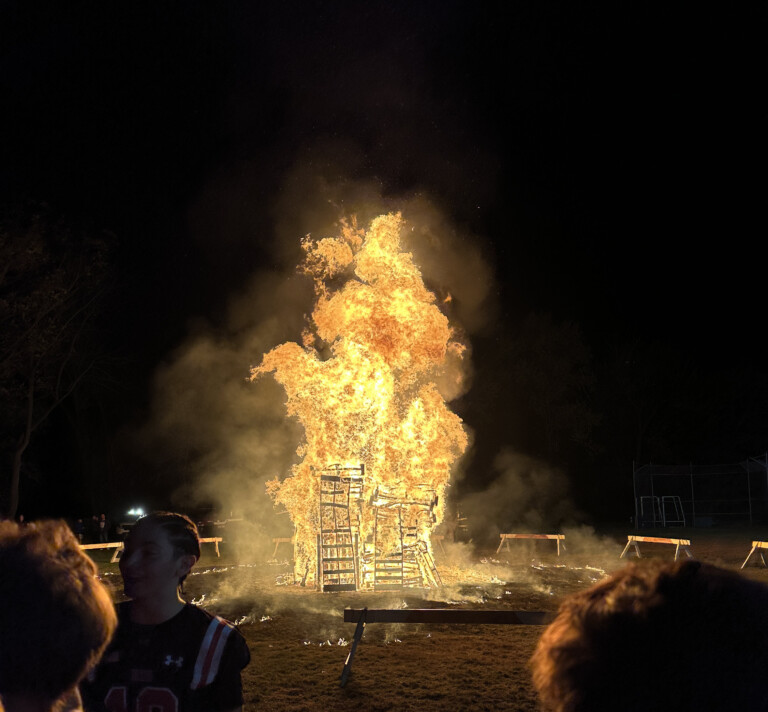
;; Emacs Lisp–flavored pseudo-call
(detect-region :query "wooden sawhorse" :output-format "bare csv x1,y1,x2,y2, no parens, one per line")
431,534,447,555
496,533,566,556
741,541,768,569
199,537,223,556
620,535,692,560
81,537,222,562
80,541,125,563
272,537,294,558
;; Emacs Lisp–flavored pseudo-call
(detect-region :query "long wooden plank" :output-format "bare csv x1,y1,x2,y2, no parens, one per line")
343,608,554,625
339,607,555,687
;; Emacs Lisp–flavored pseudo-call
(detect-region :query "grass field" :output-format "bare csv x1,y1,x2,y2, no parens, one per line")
85,524,768,711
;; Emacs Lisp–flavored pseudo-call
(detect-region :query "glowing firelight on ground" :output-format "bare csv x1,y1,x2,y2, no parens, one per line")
252,213,468,589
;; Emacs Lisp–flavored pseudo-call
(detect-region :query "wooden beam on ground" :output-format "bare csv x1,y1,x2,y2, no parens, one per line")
496,533,566,555
340,607,554,687
741,541,768,569
619,535,692,560
343,608,554,625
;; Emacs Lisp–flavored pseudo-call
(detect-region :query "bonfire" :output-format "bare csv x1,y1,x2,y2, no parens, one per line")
252,212,468,590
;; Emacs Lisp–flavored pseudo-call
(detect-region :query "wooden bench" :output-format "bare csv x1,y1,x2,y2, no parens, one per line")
741,541,768,569
81,537,223,562
496,533,566,556
339,607,554,687
619,535,692,560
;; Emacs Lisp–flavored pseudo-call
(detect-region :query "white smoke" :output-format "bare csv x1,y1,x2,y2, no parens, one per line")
459,448,583,544
127,163,497,574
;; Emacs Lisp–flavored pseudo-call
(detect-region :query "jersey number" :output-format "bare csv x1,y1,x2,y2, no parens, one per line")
104,686,179,712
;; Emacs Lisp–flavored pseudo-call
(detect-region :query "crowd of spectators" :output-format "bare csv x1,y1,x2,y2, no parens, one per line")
69,514,116,544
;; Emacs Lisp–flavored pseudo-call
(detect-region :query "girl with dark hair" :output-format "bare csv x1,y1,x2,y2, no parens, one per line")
81,511,250,712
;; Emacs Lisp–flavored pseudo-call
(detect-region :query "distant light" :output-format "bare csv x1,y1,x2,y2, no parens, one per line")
127,507,144,517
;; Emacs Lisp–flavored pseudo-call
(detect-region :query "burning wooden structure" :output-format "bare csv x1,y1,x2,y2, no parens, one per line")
252,213,468,591
316,464,442,591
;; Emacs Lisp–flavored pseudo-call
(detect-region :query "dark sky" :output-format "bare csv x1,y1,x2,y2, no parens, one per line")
1,1,764,520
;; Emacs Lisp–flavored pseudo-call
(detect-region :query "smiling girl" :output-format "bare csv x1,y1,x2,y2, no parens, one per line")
81,511,250,712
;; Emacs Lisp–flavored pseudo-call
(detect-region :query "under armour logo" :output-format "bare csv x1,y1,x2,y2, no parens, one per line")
164,655,183,668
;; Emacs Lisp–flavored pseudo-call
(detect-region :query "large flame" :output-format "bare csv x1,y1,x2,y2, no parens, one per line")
252,212,468,587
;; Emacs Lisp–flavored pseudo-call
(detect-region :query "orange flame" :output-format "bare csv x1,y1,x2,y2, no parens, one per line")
252,212,468,587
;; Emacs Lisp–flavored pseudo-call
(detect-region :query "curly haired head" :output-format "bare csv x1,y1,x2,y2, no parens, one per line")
530,559,768,711
0,519,117,702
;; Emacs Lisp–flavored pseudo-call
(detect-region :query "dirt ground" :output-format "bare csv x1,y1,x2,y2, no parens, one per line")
88,525,768,711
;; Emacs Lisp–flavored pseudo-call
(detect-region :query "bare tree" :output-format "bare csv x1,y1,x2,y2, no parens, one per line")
0,205,112,518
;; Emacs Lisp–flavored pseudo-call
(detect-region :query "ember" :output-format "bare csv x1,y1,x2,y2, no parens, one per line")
251,213,468,589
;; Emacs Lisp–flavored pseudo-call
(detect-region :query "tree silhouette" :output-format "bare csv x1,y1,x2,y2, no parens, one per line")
0,205,113,518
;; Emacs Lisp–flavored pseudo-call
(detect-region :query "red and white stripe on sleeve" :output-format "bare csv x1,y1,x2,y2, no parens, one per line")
190,616,235,689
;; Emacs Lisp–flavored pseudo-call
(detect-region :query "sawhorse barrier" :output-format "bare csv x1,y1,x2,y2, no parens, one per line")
741,541,768,569
431,534,447,555
272,537,294,558
496,533,566,556
200,537,223,556
619,535,692,560
80,542,124,563
81,537,223,563
339,607,554,687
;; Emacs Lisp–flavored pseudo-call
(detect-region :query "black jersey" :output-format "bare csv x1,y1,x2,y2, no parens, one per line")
81,601,250,712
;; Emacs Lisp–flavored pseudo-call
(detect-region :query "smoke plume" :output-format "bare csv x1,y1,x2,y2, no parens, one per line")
128,164,497,576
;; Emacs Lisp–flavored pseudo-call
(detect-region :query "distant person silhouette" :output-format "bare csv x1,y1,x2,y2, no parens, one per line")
530,559,768,711
74,518,86,543
0,519,116,712
97,513,109,543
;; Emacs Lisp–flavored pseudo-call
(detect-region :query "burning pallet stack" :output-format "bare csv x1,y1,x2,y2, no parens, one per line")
316,464,441,592
317,465,363,592
253,214,469,592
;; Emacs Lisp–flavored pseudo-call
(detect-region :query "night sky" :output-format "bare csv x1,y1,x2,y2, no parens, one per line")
1,1,763,525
